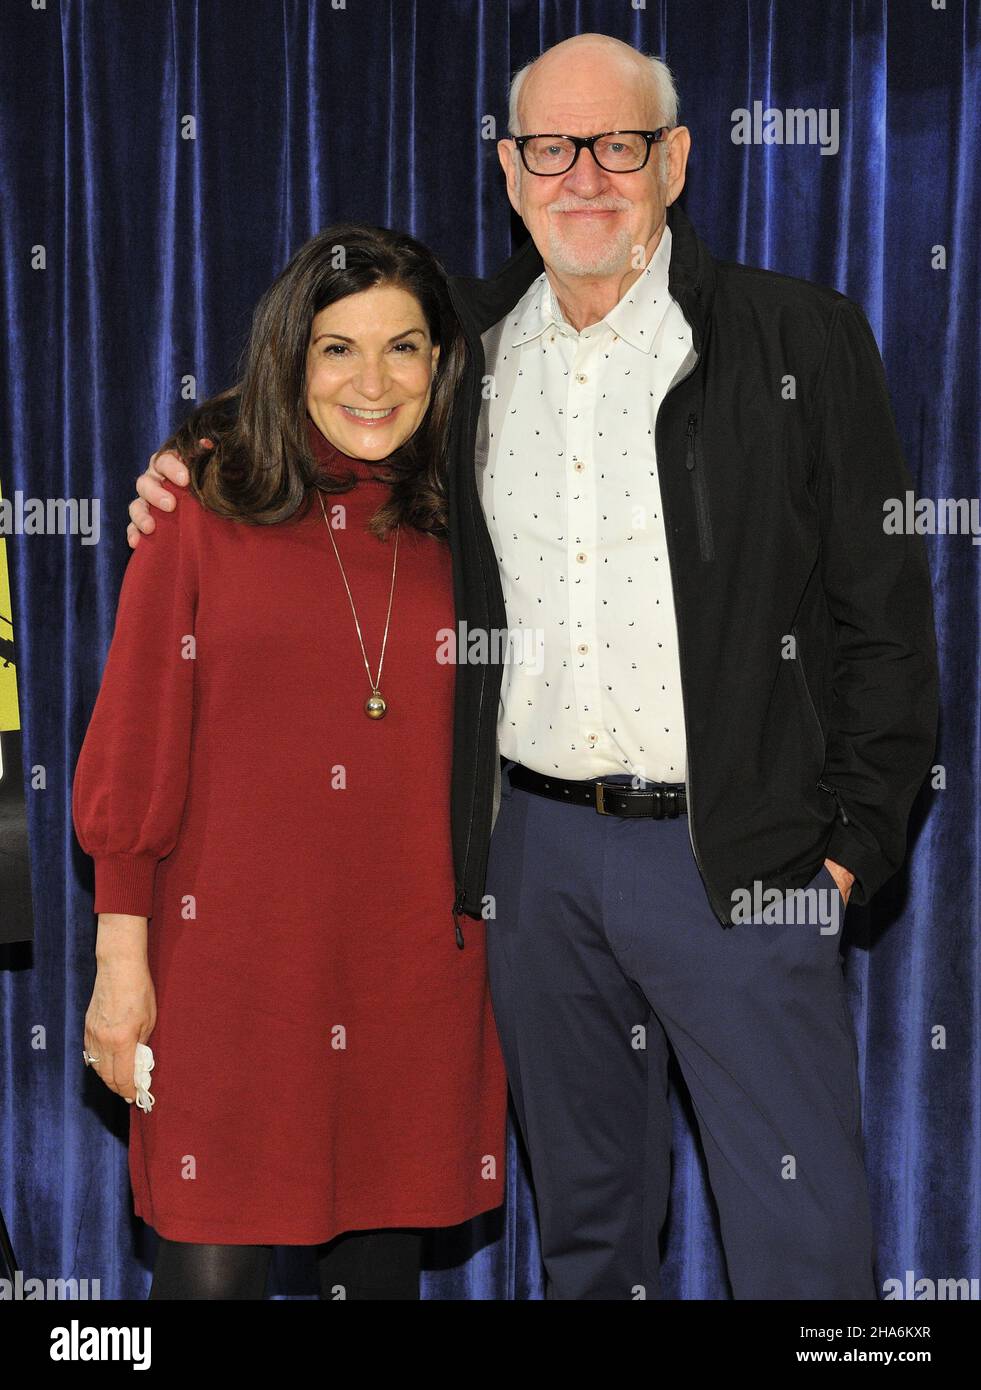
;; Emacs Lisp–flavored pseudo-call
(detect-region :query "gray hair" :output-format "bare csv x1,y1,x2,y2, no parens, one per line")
507,51,679,136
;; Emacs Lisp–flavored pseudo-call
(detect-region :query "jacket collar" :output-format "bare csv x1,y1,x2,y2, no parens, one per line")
448,199,715,355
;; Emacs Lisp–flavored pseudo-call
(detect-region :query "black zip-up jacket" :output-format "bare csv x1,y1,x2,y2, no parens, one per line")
445,199,939,937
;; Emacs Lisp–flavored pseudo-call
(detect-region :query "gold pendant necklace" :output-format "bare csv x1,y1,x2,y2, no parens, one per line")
316,489,399,719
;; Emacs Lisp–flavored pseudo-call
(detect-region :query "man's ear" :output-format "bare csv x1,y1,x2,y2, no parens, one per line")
664,125,692,207
497,139,521,215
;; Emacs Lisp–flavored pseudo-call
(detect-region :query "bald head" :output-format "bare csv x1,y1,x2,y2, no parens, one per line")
508,33,678,137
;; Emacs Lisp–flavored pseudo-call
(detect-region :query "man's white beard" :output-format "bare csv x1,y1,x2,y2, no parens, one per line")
544,220,637,278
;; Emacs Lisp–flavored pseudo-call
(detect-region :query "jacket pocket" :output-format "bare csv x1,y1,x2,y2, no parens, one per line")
791,625,826,760
685,413,714,561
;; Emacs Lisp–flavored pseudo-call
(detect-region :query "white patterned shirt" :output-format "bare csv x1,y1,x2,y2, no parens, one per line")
479,223,694,782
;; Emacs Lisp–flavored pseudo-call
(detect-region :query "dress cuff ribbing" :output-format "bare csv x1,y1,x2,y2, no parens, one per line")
92,855,158,918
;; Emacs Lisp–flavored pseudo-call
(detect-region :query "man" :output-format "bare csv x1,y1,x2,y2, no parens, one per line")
129,34,938,1299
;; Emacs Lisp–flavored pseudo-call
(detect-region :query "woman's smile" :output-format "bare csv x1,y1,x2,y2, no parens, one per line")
339,403,402,427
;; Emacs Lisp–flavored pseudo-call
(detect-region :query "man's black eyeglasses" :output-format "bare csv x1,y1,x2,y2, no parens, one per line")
512,128,672,176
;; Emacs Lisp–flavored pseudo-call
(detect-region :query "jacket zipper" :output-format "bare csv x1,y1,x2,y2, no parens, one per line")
653,350,729,925
685,414,714,561
791,626,826,755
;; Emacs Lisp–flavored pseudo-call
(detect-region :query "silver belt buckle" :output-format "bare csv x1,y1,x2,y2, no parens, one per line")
595,782,612,815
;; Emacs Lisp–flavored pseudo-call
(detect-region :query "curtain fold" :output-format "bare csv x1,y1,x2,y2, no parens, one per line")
0,0,976,1300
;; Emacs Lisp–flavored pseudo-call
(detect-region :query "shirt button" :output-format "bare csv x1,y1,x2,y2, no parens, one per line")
575,372,587,383
573,461,585,473
586,733,598,743
575,551,587,564
577,643,589,655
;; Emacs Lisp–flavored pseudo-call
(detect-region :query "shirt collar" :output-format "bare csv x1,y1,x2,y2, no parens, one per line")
509,223,675,354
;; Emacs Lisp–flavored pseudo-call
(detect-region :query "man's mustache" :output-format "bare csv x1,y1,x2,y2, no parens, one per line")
549,197,632,213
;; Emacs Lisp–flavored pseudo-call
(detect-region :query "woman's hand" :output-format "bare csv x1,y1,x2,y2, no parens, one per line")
85,915,157,1102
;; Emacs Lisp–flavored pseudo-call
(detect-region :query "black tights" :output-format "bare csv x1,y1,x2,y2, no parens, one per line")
148,1228,422,1300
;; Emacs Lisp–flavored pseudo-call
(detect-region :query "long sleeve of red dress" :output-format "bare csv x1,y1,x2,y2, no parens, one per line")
72,482,196,917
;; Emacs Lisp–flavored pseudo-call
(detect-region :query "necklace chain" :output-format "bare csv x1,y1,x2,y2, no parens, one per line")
316,487,399,702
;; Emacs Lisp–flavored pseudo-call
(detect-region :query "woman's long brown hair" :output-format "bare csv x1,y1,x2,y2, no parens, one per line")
160,223,469,538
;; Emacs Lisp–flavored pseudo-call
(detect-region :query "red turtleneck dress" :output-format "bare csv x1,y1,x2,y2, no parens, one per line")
72,419,507,1243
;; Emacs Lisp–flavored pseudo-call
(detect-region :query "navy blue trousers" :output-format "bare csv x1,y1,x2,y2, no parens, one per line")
485,765,878,1300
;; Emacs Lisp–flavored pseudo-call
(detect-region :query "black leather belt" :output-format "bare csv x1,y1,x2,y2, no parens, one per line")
504,761,687,819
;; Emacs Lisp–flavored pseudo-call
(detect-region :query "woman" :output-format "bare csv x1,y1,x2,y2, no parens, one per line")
72,225,506,1299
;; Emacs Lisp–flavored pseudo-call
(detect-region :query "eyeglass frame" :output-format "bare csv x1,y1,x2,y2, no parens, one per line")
510,128,673,176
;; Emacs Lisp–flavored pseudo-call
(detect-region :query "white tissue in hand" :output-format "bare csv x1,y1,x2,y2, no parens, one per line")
134,1042,155,1112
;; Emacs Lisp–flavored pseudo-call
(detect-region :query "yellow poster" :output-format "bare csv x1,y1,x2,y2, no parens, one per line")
0,475,33,945
0,480,21,732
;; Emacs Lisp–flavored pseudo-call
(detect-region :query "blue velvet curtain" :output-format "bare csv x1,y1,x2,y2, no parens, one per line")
1,0,977,1301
